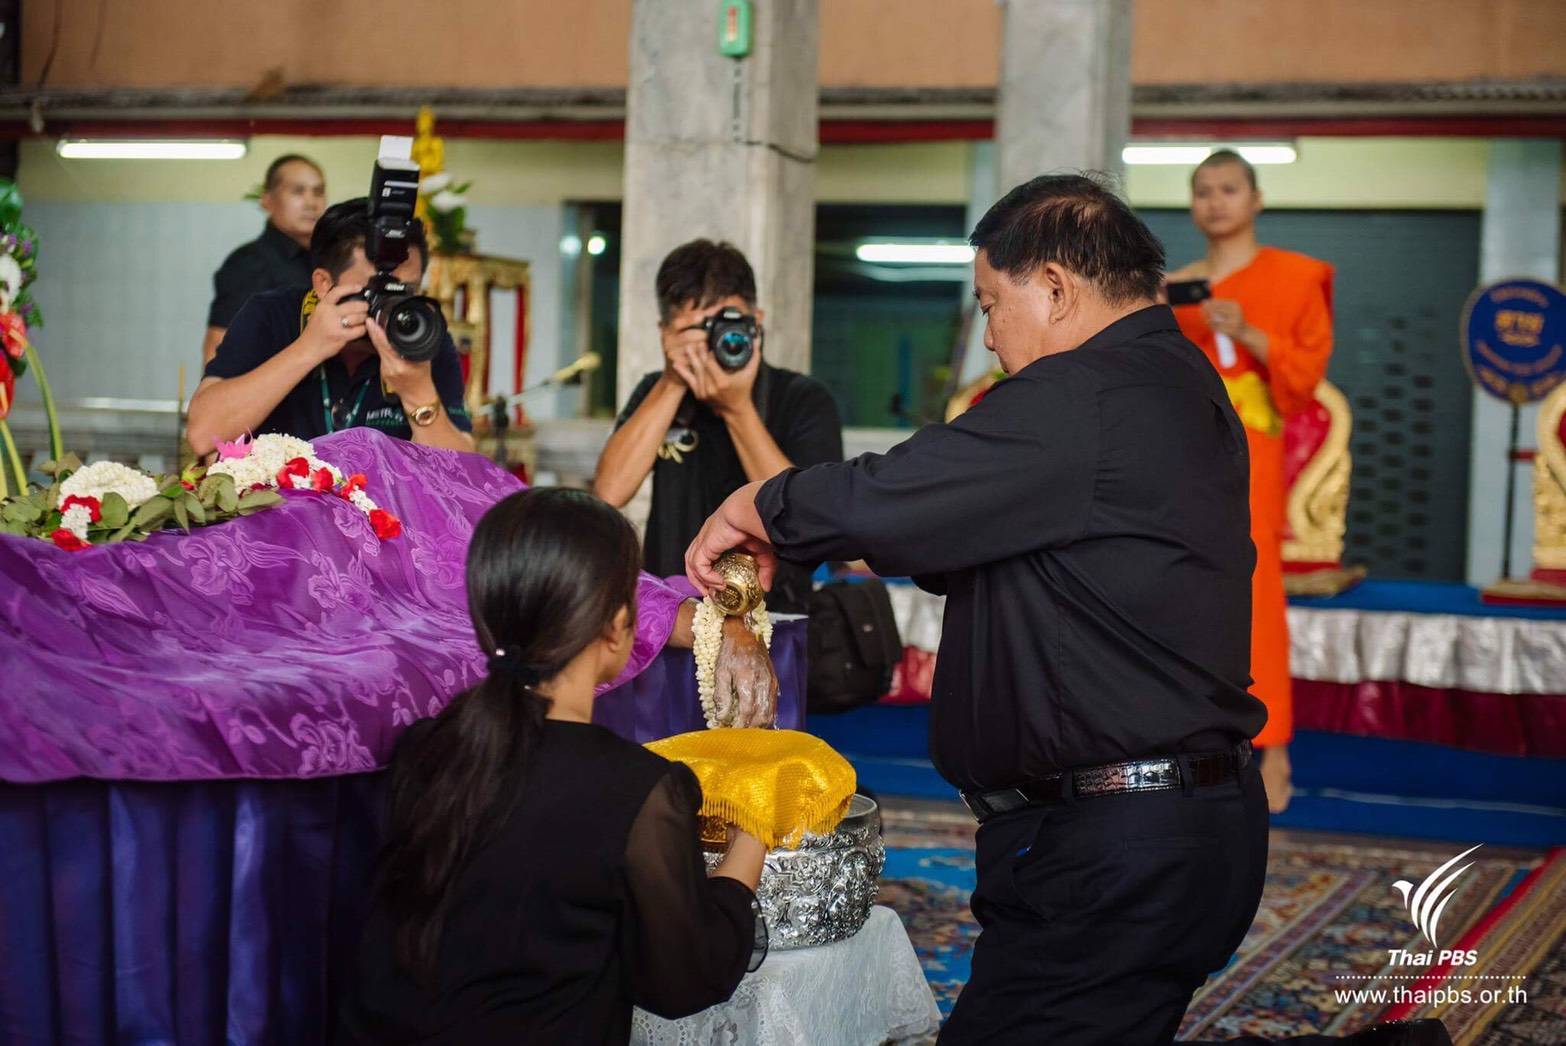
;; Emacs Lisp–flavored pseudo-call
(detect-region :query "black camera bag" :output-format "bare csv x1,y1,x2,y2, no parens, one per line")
806,579,903,714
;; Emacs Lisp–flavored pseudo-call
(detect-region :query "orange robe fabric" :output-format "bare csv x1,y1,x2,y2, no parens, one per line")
1174,247,1334,748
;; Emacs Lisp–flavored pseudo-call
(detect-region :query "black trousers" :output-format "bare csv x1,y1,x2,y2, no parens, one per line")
939,757,1269,1046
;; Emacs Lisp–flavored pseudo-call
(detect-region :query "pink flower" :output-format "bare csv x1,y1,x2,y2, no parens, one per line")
215,434,253,460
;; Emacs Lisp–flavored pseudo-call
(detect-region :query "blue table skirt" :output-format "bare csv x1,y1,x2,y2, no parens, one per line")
1286,578,1566,620
0,620,807,1045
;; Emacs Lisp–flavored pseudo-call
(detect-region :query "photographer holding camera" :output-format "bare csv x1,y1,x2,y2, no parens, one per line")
187,192,474,458
594,240,842,612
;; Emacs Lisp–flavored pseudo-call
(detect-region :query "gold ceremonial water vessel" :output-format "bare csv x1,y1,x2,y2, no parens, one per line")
711,551,764,617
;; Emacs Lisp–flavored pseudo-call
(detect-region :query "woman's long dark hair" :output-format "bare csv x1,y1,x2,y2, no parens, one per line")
374,487,642,980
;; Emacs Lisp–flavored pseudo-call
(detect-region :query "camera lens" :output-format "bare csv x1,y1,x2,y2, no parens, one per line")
394,305,428,342
714,329,753,371
375,295,445,362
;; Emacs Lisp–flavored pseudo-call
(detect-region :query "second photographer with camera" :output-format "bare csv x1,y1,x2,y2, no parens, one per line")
594,240,842,613
187,193,474,458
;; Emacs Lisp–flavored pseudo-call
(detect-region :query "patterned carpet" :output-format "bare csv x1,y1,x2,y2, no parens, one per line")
875,798,1565,1043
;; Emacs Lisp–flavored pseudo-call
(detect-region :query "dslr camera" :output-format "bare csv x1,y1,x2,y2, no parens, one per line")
348,156,448,362
701,307,762,372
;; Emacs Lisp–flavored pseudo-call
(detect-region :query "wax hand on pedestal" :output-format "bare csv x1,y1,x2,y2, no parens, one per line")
714,615,778,728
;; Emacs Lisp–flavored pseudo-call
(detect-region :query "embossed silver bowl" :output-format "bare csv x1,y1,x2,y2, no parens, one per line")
704,793,884,950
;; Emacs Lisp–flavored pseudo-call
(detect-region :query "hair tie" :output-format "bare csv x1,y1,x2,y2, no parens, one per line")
487,648,544,687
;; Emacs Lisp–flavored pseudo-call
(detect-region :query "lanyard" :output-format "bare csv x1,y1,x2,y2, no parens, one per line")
319,367,371,434
303,287,374,434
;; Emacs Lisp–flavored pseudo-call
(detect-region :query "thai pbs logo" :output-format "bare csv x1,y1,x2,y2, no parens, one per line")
1387,844,1481,967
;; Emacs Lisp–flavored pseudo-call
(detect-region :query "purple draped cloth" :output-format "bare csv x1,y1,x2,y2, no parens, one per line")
0,428,690,784
0,428,813,1044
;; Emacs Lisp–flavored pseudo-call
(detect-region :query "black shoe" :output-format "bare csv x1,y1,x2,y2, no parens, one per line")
1342,1020,1453,1046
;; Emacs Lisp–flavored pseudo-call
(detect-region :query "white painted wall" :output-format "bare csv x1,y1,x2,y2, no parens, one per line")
12,200,576,420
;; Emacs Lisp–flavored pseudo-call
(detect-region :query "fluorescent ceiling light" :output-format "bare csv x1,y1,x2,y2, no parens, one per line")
1122,142,1297,166
1123,145,1213,166
586,234,607,256
1233,144,1298,165
856,242,975,265
56,139,248,160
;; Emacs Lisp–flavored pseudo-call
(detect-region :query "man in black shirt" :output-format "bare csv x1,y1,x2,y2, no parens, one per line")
187,199,473,457
686,176,1269,1043
202,154,327,365
594,240,842,613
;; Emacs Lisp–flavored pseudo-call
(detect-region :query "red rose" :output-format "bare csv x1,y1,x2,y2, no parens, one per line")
369,509,402,540
339,473,368,500
60,495,102,522
0,352,12,421
50,528,88,551
275,457,311,488
311,467,334,493
0,311,26,361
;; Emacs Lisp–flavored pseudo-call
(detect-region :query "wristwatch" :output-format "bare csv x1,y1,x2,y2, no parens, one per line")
408,400,442,427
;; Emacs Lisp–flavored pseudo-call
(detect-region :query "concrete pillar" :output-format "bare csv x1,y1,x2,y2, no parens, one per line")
616,0,819,409
995,0,1133,193
1467,139,1564,584
958,140,999,387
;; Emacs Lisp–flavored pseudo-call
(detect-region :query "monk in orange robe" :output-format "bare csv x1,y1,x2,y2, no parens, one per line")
1169,150,1333,813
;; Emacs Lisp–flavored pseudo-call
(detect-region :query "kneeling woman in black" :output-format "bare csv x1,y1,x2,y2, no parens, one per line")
341,488,767,1044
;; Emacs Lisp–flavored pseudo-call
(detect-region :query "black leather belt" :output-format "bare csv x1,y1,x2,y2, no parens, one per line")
959,741,1252,824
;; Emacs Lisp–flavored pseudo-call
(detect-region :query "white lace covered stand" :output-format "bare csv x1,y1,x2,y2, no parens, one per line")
631,905,940,1046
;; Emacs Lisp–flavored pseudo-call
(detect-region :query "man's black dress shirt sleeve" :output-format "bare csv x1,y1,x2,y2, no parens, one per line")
757,369,1091,577
753,306,1266,789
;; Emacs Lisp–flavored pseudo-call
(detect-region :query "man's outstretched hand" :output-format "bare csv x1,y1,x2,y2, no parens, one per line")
686,480,777,596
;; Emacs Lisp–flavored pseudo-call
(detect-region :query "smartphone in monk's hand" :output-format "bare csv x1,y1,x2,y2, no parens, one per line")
1165,278,1212,307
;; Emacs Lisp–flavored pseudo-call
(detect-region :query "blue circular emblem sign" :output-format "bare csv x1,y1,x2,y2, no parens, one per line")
1461,278,1566,405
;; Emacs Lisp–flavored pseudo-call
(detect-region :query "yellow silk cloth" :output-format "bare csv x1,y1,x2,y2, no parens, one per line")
1222,371,1283,439
646,729,857,848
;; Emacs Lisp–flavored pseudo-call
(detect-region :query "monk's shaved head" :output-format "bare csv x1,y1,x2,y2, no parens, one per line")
1193,149,1257,190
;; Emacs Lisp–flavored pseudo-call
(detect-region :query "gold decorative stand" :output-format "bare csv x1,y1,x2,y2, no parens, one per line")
1281,381,1366,596
425,252,536,476
1483,381,1566,603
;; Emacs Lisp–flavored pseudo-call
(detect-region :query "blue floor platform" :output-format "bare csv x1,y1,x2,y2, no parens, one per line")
807,704,1566,848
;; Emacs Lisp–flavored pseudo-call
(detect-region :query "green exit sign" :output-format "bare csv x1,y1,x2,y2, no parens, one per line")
718,0,752,58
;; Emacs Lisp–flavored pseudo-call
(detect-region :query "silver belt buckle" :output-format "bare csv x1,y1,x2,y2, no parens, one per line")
1074,756,1182,797
959,790,986,820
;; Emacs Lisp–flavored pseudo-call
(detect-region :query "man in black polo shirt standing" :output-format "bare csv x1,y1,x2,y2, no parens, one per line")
685,176,1269,1043
594,240,841,612
187,199,473,457
202,154,327,366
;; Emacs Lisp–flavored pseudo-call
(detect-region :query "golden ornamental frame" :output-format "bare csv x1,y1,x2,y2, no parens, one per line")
1531,381,1566,572
1281,380,1353,567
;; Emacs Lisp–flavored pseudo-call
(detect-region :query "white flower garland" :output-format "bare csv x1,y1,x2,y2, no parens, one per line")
206,434,333,492
57,461,159,511
58,502,93,542
203,434,393,530
693,596,773,728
